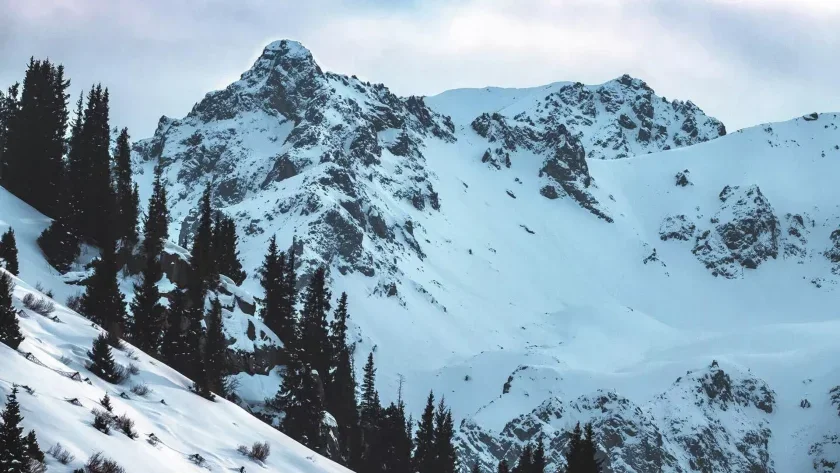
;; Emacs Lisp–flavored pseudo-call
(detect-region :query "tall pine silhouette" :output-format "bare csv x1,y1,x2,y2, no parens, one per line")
0,270,23,349
300,266,331,390
0,387,28,473
113,127,139,250
204,297,227,396
0,228,18,275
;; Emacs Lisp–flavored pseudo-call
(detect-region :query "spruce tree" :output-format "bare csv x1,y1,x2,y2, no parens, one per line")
434,397,457,473
186,303,210,398
327,293,359,466
204,298,227,396
300,266,331,388
87,333,119,383
513,443,533,473
259,236,290,343
100,393,113,412
0,271,23,350
24,430,44,464
0,84,20,180
129,254,164,354
564,422,583,473
0,387,28,473
188,184,217,309
580,423,601,473
79,245,126,342
212,213,245,285
359,352,382,472
472,462,482,473
160,289,189,373
275,355,323,451
498,459,510,473
532,435,547,473
280,242,297,336
380,399,413,473
414,391,437,473
143,162,169,259
113,128,139,249
0,228,19,275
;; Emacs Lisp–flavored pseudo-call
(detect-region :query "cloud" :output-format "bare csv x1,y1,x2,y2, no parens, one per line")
1,0,837,137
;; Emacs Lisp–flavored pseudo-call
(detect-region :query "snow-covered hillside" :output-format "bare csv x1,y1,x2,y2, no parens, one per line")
126,39,840,472
0,187,350,473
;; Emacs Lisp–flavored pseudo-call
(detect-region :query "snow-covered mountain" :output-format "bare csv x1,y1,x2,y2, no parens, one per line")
3,37,839,473
0,187,350,473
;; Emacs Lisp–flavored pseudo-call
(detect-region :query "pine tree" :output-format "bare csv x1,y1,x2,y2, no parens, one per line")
113,128,139,250
472,462,482,473
0,271,23,350
0,84,20,181
204,297,227,396
87,333,119,383
129,253,164,353
280,242,297,337
498,459,510,473
358,352,383,471
160,289,189,373
414,391,437,473
275,355,323,451
186,303,210,399
259,236,290,343
212,213,245,284
100,393,113,412
142,162,169,259
380,398,413,473
513,443,533,473
0,59,69,217
24,430,44,464
300,266,331,388
188,184,217,309
434,398,457,473
0,387,28,473
564,422,583,473
79,245,127,342
532,435,547,473
327,292,360,466
580,423,601,473
0,228,19,275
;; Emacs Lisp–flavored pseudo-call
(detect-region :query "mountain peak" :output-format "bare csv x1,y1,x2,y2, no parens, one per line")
261,39,314,60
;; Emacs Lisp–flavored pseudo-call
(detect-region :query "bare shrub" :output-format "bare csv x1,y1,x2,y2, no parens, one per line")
34,282,54,298
84,452,125,473
22,293,55,315
238,442,270,462
114,414,138,439
127,362,140,376
130,383,151,397
248,441,270,462
47,443,76,465
28,459,47,473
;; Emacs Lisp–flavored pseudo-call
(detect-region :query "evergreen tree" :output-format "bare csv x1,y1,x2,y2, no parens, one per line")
472,462,482,473
299,266,331,388
259,236,292,344
327,292,360,466
564,422,583,473
0,387,28,473
498,459,510,473
113,128,139,249
358,352,383,472
434,397,458,473
204,297,227,396
0,271,23,350
580,423,601,473
186,302,210,399
24,430,44,464
532,435,547,473
160,289,189,373
275,355,323,451
0,228,19,275
129,253,164,354
280,242,297,337
85,86,116,247
0,84,20,181
414,391,437,473
142,162,169,259
0,59,69,217
188,184,217,309
380,399,413,473
100,393,113,412
79,245,126,342
212,213,245,284
513,443,533,473
87,333,119,383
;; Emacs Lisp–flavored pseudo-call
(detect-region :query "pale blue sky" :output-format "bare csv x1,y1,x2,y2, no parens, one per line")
1,0,838,138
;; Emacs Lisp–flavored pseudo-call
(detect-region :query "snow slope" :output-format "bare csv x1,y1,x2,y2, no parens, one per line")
0,188,349,473
43,38,838,472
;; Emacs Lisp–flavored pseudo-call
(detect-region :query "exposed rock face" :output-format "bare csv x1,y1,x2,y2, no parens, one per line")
660,214,696,241
134,40,455,281
458,363,775,473
825,228,840,273
494,75,725,160
675,169,691,187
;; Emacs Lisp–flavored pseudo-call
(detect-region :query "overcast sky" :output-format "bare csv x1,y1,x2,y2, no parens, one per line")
1,0,838,138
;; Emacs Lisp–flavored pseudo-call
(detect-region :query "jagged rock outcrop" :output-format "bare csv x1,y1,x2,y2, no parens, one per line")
660,214,696,241
458,362,775,473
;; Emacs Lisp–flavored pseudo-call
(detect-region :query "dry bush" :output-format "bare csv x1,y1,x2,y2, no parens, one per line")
130,383,151,397
85,452,125,473
113,414,138,439
47,443,76,465
22,293,55,315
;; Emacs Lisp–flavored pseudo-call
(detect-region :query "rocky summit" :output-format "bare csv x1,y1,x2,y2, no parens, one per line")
122,40,840,472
